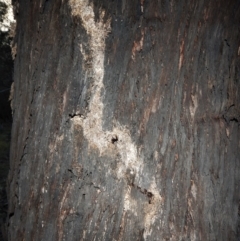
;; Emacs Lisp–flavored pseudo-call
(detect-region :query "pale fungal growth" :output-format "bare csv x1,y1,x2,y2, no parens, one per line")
143,181,163,239
68,0,162,238
68,0,141,179
191,181,197,200
190,93,198,119
131,29,145,60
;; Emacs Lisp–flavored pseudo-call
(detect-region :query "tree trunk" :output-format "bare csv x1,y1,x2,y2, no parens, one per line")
7,0,240,240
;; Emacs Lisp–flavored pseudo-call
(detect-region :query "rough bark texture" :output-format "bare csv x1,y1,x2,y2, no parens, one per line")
8,0,240,240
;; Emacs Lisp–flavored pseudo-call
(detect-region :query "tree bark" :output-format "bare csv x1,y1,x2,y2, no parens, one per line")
8,0,240,240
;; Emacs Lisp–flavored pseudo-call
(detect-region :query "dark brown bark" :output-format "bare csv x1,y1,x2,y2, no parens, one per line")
8,0,240,240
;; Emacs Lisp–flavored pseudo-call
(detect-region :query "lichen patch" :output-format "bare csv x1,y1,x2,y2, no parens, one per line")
143,181,163,239
132,29,145,60
68,1,162,238
189,93,198,119
69,0,142,180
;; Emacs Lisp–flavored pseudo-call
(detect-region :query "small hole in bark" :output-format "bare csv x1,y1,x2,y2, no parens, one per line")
147,192,153,198
111,135,118,144
147,192,153,204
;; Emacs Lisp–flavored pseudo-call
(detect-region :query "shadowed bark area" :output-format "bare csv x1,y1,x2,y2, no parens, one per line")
8,0,240,240
0,2,14,240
